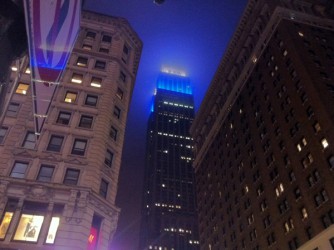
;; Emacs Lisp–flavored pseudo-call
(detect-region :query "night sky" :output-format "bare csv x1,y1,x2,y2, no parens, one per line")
85,0,247,249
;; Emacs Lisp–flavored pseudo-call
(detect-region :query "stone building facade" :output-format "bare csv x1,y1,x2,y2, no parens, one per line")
0,10,142,250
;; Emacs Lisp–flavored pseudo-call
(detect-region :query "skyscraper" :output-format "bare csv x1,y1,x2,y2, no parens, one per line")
140,70,199,250
0,10,142,250
191,1,334,249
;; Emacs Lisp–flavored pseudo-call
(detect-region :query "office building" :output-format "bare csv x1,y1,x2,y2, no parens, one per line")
190,1,334,249
140,71,199,250
0,10,142,250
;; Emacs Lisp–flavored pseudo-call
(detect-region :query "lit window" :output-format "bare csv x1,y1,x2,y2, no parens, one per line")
79,115,93,128
0,127,8,144
16,83,29,95
63,169,80,185
297,144,302,152
116,88,124,100
86,31,96,39
25,67,31,74
90,77,102,88
56,111,71,125
283,50,288,56
22,131,36,149
71,73,83,84
94,60,106,70
110,126,118,141
10,161,28,178
85,94,98,106
47,135,64,152
313,122,321,133
301,207,308,219
76,57,88,67
321,138,329,149
0,211,14,239
13,214,44,242
11,65,18,71
113,106,121,119
275,183,284,197
99,179,109,198
102,35,112,43
71,139,87,156
45,216,60,244
82,44,92,50
104,149,113,167
64,91,77,103
7,102,20,116
298,31,304,37
37,165,55,182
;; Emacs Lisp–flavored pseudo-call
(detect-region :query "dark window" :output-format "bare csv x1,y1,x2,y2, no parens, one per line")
71,139,87,156
119,71,126,82
99,179,109,198
86,31,96,39
122,44,129,63
110,126,118,141
102,35,111,43
114,106,121,119
7,102,20,116
99,47,109,53
57,111,71,125
37,165,55,182
104,149,113,167
82,44,92,50
22,131,36,149
85,95,98,106
76,57,88,67
116,88,124,100
94,60,106,70
63,169,80,185
47,135,64,152
0,127,8,144
10,162,28,178
79,115,93,128
328,155,334,170
330,237,334,248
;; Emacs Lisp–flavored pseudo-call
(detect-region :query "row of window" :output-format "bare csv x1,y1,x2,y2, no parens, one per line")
10,161,110,198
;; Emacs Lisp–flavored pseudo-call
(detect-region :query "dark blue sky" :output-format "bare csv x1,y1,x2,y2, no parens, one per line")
85,0,247,249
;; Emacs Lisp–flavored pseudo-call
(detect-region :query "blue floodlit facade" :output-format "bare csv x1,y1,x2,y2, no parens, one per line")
139,72,199,250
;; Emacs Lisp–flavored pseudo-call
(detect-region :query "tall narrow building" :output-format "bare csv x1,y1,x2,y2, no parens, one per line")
191,1,334,250
0,11,142,250
140,71,199,250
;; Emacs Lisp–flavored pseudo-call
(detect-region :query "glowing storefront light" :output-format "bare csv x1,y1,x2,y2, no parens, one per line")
13,214,44,242
0,212,13,239
45,217,60,244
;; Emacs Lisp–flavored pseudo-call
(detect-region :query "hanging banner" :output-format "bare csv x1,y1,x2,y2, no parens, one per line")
23,0,81,136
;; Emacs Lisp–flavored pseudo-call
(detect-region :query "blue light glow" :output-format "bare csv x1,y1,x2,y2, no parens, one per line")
157,73,192,94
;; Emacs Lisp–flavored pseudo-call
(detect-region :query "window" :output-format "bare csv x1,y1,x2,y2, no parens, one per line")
116,88,124,100
314,189,329,207
15,83,29,95
85,94,98,106
0,202,15,239
99,179,109,198
110,126,118,141
122,44,129,63
64,91,77,103
76,56,88,67
295,187,302,199
119,71,126,82
7,102,20,116
47,135,64,152
284,218,294,233
86,31,96,39
301,207,308,219
113,106,121,119
71,73,83,84
104,149,113,167
63,169,80,185
10,162,28,178
82,44,92,50
90,77,102,88
321,210,334,228
45,205,63,244
37,165,54,182
79,115,93,128
56,111,71,125
328,155,334,170
99,47,109,53
313,122,321,132
71,139,87,156
13,213,44,242
94,60,106,70
288,237,299,250
275,183,284,197
0,127,8,144
22,131,36,149
102,35,111,43
321,138,329,149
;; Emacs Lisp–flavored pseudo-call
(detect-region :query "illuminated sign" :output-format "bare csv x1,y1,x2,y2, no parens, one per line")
87,227,98,250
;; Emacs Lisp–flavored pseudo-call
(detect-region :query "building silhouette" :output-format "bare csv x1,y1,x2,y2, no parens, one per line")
0,10,142,250
140,71,199,250
191,0,334,250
